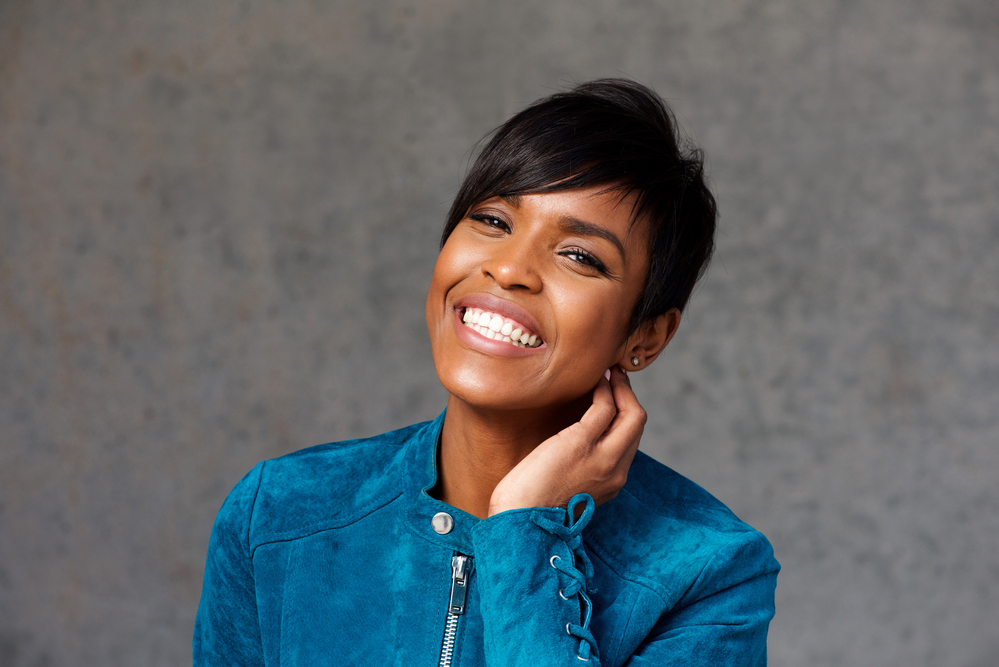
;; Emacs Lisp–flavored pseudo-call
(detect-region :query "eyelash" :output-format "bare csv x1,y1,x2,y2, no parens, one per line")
559,247,609,274
467,213,609,275
468,213,510,233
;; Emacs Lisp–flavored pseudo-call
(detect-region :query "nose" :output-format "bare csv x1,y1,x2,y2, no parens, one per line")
480,237,543,293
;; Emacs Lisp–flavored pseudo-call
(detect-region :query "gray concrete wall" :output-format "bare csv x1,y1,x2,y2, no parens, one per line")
1,1,997,665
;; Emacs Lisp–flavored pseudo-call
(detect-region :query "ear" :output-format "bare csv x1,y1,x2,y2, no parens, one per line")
618,308,681,371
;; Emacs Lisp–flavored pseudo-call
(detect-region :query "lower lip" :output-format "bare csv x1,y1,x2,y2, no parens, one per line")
452,309,545,358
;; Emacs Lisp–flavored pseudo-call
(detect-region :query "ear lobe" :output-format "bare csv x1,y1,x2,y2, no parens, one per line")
620,308,681,369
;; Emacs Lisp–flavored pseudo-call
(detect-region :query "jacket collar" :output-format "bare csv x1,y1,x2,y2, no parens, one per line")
404,410,482,554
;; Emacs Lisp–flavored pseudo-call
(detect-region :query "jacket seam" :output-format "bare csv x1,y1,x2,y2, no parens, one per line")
249,491,403,557
613,594,637,666
275,539,297,664
583,535,672,606
580,486,755,602
673,531,769,610
246,461,266,561
664,620,752,628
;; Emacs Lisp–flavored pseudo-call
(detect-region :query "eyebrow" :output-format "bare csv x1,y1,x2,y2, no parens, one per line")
559,217,626,260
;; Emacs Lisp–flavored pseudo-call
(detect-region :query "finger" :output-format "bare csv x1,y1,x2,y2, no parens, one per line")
574,372,618,439
597,367,647,458
608,365,646,428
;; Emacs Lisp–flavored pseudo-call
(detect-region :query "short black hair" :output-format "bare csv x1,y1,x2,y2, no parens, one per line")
440,79,717,334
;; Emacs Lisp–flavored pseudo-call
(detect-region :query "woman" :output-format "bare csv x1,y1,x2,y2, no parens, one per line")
195,79,779,666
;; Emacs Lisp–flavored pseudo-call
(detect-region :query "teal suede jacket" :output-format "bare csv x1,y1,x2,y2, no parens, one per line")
194,412,779,666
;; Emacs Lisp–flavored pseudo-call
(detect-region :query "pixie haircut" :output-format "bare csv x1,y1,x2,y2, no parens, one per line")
440,79,717,335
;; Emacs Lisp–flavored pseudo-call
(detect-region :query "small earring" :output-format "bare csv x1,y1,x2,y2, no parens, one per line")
631,357,640,367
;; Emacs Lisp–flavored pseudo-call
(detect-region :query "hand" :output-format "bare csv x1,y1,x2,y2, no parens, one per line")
487,365,647,516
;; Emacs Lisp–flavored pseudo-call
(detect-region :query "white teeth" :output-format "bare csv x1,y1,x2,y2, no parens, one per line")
460,308,542,348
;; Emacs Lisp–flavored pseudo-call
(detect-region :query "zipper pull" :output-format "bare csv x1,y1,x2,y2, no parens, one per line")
448,554,474,615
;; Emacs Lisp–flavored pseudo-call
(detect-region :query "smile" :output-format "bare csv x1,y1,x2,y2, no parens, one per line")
461,307,543,348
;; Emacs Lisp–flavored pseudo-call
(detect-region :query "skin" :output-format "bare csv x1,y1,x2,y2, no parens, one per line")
425,185,681,520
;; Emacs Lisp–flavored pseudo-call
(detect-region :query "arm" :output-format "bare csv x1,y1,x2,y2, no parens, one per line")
473,514,778,667
473,499,601,665
480,366,778,666
193,462,266,667
472,366,638,666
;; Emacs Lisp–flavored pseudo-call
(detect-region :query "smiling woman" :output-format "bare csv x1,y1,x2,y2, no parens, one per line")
194,80,779,667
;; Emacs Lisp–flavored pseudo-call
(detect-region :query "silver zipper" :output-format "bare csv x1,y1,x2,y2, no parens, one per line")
438,554,473,667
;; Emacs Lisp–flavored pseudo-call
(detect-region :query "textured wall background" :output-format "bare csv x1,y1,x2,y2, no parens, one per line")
1,1,997,665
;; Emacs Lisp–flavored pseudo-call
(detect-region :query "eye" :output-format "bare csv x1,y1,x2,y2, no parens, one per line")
559,246,609,275
467,213,511,233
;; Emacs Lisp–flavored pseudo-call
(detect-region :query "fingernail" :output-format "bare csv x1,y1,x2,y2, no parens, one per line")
604,369,611,381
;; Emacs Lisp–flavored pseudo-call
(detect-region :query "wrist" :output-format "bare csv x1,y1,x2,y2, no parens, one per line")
488,492,565,517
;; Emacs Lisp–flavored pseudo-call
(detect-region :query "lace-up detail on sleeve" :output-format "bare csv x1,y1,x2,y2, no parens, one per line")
531,494,600,664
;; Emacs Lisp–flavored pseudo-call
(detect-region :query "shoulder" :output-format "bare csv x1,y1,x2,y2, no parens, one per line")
214,420,434,554
586,450,779,607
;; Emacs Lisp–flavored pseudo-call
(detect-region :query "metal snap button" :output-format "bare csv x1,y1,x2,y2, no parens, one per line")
432,511,454,535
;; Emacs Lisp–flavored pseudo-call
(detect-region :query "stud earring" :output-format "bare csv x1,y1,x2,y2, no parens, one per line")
631,357,640,367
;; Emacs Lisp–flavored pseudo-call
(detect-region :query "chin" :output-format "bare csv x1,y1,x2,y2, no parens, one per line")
437,364,534,411
437,360,597,417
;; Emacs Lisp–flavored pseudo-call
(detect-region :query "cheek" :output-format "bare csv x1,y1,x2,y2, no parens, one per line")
426,272,451,345
432,235,479,289
426,239,479,337
550,285,632,364
428,243,461,304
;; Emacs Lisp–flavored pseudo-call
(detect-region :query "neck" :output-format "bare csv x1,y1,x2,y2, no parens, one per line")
436,393,589,519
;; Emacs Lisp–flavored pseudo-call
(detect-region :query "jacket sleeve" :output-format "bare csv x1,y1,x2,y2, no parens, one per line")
471,495,605,666
193,462,266,667
623,530,779,666
471,496,779,667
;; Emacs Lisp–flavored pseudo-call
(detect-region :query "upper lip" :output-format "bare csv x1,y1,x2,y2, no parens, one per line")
454,293,545,340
